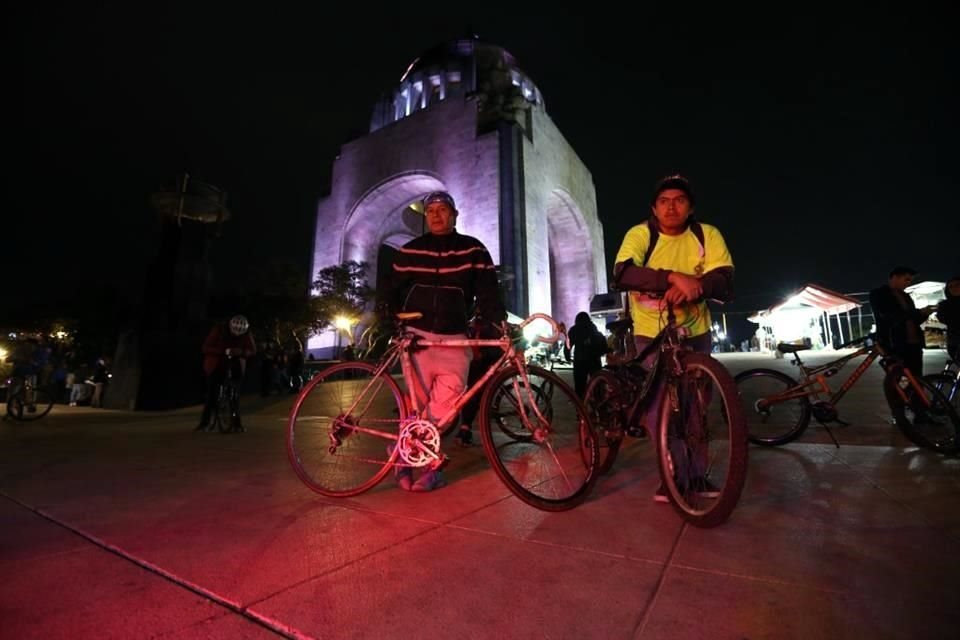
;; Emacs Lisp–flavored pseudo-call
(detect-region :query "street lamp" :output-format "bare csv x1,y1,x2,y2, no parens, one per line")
334,315,354,358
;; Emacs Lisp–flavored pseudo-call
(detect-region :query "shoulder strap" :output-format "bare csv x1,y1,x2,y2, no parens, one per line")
641,218,705,266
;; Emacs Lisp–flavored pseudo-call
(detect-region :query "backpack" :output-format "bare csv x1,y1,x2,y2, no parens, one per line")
642,217,705,267
579,328,609,360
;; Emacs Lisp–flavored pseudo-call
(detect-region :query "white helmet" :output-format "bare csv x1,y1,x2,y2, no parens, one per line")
229,315,249,336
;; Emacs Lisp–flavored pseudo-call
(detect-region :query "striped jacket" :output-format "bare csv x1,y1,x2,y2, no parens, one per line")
388,231,506,335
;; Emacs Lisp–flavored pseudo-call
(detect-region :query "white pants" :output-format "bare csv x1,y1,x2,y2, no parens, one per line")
407,327,472,428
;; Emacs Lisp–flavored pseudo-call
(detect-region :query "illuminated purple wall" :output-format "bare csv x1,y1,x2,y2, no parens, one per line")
309,43,605,356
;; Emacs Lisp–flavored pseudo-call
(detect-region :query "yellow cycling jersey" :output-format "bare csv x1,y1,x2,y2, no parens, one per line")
615,222,733,338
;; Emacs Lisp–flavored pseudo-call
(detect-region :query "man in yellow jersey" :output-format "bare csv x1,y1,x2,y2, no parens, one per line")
612,174,735,501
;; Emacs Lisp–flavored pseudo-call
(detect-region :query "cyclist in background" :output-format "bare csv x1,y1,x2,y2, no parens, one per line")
196,315,256,432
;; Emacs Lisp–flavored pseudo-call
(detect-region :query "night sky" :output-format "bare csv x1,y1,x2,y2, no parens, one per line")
12,6,958,339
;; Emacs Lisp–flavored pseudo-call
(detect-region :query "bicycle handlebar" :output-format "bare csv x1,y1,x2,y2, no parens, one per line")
515,313,570,348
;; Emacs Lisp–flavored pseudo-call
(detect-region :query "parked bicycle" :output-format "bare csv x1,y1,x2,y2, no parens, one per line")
4,374,56,421
287,313,599,511
583,303,748,528
735,335,959,454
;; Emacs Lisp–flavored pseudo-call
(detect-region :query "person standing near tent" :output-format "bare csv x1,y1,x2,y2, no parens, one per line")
870,266,935,377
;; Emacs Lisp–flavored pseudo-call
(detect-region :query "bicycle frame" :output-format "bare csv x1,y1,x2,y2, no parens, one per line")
760,340,931,412
605,313,689,429
328,313,566,452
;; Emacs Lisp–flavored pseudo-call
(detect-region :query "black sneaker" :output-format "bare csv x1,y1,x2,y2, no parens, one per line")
454,425,474,447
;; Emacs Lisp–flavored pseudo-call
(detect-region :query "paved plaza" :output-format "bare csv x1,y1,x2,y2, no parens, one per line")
2,351,957,639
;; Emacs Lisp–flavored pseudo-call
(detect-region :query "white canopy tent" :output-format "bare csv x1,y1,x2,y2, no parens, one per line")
749,284,863,352
906,281,946,330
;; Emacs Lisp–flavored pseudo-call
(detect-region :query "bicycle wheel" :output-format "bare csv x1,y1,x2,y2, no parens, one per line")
583,370,625,474
287,362,406,496
478,364,599,511
735,369,811,446
488,380,550,442
884,367,959,455
214,385,233,433
658,352,748,528
6,383,56,421
923,373,959,414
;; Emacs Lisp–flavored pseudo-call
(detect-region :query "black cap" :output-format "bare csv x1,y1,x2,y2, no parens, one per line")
888,266,918,278
651,174,695,207
422,191,457,210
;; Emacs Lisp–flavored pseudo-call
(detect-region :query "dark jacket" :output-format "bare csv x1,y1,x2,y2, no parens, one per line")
869,285,925,349
564,322,609,363
387,231,506,335
202,324,257,376
938,295,960,346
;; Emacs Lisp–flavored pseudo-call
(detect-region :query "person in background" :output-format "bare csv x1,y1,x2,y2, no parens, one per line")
936,276,960,361
564,311,608,399
869,266,935,377
196,315,256,432
90,357,109,408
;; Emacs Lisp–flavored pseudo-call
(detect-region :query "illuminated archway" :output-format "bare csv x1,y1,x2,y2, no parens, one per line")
543,189,597,328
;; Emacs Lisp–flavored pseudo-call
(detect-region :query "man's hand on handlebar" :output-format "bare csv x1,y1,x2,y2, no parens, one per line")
666,272,703,304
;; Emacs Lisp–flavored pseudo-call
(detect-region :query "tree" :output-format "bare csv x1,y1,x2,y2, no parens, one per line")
217,258,315,349
311,261,374,342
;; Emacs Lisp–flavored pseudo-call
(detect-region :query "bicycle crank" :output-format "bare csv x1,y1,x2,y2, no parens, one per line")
811,401,839,424
396,419,443,467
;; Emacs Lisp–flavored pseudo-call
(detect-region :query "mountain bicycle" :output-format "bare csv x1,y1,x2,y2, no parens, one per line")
583,303,748,528
286,313,599,511
735,335,959,454
4,374,56,421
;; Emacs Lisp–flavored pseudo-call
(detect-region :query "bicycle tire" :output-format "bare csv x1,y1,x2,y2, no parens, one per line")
922,373,959,414
735,368,811,446
884,367,960,455
5,383,56,421
583,370,625,474
287,361,407,497
658,352,748,528
488,380,549,442
478,364,599,511
214,385,233,433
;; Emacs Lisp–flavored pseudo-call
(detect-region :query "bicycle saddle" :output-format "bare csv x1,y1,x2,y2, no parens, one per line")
606,319,633,335
777,342,811,354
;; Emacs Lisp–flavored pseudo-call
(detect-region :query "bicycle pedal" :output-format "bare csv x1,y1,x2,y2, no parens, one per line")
430,455,450,472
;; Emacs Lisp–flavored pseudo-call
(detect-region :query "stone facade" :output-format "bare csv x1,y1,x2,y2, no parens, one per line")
309,40,605,356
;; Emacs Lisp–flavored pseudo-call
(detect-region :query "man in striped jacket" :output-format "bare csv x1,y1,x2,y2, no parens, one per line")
386,190,506,491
